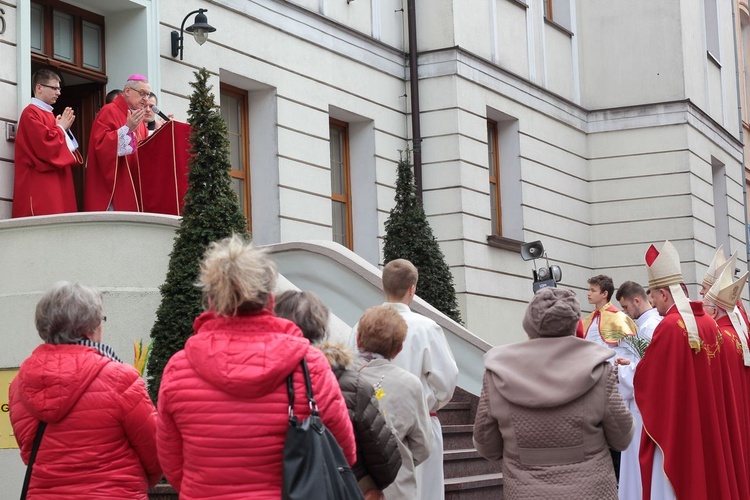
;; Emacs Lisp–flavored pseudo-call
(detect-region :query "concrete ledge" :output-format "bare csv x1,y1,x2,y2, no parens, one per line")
267,240,491,395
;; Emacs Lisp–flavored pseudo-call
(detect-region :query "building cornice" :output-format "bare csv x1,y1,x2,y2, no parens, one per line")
419,46,743,158
210,0,406,78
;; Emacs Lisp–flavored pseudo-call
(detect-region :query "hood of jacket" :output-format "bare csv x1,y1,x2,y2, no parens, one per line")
484,336,614,408
14,344,110,423
185,310,311,398
316,341,355,378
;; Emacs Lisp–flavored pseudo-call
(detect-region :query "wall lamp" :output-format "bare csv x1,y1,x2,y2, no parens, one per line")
171,9,216,60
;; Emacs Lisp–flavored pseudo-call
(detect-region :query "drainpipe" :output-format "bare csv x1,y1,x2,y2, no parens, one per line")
731,1,750,269
407,0,423,201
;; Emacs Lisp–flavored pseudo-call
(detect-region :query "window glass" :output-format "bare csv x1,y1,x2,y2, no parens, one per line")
31,3,44,53
53,11,74,63
82,21,102,70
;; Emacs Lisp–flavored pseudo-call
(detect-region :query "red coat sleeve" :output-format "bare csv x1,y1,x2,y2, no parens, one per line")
156,357,185,492
117,366,162,487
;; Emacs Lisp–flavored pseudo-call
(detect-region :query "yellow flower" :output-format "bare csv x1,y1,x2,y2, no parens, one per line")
133,339,151,377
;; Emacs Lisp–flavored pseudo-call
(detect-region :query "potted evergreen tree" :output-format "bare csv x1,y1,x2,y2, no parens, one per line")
383,150,462,324
146,69,248,499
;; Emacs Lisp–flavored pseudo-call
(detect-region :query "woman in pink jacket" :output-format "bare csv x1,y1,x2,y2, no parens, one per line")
9,282,162,499
156,234,356,499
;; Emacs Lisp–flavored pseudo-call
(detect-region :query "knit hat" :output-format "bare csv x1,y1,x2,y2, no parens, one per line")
523,287,580,339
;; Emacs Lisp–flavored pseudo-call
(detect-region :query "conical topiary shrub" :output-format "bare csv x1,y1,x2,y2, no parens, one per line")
146,67,249,402
383,150,462,323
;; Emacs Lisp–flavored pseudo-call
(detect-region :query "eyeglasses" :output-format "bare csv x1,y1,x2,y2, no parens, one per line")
39,83,61,92
129,88,150,99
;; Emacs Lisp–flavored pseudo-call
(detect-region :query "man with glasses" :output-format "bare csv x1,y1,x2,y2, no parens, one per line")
12,69,83,217
143,92,170,136
84,74,150,211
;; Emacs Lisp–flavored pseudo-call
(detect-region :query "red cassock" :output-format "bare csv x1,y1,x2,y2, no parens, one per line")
635,302,749,500
12,105,83,217
84,95,147,211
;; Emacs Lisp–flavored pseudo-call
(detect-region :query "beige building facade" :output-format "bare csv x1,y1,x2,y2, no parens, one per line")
0,0,747,345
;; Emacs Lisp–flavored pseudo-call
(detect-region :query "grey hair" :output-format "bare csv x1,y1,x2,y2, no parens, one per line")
199,234,277,316
35,282,104,344
123,79,147,91
274,290,329,344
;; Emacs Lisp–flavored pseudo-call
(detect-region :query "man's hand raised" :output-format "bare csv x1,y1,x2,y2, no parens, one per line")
127,109,146,132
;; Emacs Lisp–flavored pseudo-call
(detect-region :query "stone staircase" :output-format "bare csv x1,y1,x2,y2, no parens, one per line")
439,388,504,499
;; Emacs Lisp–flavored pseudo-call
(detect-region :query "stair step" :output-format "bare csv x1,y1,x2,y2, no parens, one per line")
445,472,504,500
443,448,503,478
442,424,475,450
441,401,471,411
438,401,474,425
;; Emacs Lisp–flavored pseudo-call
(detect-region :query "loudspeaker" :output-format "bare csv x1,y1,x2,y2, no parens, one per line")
521,240,545,261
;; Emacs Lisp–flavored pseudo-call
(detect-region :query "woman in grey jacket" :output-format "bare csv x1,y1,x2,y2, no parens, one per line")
275,291,401,499
472,287,635,500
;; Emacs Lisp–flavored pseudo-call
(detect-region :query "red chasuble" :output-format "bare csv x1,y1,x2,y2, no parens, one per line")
84,95,147,211
716,315,750,485
12,105,83,217
635,302,749,500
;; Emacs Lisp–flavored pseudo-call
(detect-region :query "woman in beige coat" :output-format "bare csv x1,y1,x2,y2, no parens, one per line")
472,287,634,500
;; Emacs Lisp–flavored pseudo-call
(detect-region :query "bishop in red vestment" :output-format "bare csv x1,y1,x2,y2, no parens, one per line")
84,75,150,211
12,70,82,218
635,241,749,500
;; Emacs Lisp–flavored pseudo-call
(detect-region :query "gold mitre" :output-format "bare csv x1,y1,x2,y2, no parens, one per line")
645,240,701,351
706,264,748,311
645,240,683,289
702,245,726,287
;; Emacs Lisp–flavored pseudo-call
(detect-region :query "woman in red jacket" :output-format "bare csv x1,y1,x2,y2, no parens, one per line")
156,234,356,499
9,282,162,499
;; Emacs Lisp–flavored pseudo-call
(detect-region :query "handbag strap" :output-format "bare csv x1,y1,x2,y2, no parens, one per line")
286,357,318,419
20,421,47,500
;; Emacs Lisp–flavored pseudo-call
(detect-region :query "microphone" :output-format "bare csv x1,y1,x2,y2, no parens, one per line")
151,106,170,122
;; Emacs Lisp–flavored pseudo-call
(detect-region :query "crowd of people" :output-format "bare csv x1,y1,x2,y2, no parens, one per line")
12,70,169,217
474,240,750,500
9,239,457,499
10,60,750,500
9,232,750,499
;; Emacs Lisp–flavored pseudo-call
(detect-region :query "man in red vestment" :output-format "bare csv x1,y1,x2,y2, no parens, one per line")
84,75,150,211
12,69,83,217
704,264,750,488
634,240,749,500
701,247,750,332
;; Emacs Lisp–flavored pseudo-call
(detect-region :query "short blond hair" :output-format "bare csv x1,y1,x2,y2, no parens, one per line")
357,306,407,359
382,259,418,298
199,234,277,316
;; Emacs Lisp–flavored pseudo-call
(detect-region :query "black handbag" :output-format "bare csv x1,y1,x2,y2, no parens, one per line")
20,421,47,500
282,357,364,500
